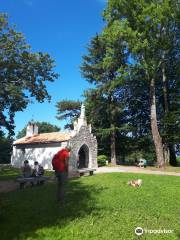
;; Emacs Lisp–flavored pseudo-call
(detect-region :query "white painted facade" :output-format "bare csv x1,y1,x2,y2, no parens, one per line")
11,142,67,169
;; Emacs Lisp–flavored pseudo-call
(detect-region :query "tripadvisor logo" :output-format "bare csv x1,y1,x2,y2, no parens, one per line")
135,227,174,236
135,227,143,236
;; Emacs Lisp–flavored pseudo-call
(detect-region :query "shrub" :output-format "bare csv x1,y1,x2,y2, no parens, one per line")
97,155,108,166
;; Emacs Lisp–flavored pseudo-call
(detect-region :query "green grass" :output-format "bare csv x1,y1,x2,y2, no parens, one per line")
0,173,179,240
0,166,21,180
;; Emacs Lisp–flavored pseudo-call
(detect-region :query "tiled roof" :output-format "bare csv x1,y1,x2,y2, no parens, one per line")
14,132,71,145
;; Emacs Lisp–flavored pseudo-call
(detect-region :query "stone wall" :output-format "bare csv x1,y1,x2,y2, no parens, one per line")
68,125,97,176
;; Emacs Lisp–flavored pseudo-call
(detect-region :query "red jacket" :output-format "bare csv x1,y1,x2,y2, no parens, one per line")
52,149,70,172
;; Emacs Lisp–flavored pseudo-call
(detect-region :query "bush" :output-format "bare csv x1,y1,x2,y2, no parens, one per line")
97,155,108,166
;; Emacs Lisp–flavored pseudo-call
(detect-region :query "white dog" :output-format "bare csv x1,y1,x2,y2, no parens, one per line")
128,179,142,187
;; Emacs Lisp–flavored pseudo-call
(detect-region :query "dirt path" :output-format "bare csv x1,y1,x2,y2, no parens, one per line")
0,177,55,193
0,180,18,193
96,166,180,176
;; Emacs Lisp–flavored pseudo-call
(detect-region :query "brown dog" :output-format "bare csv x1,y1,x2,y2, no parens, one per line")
128,179,142,187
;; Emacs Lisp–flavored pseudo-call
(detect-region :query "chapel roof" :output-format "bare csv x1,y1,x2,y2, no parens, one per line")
13,132,71,145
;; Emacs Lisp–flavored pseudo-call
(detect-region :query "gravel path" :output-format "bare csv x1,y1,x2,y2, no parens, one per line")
96,166,180,176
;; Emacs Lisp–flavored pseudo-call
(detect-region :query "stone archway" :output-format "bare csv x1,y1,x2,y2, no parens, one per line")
77,144,89,169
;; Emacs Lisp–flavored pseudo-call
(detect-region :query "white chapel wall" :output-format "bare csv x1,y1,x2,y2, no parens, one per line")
11,142,68,170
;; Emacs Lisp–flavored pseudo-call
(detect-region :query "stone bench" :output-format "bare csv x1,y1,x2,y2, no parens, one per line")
77,168,96,177
16,176,50,189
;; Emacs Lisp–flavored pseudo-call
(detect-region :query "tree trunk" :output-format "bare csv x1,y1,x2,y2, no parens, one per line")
110,124,117,165
169,144,177,166
163,143,177,166
162,64,170,165
162,64,177,166
109,94,117,165
162,65,169,113
163,143,170,165
150,78,164,167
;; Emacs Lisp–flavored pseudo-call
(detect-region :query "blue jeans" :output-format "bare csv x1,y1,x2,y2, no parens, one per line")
55,171,68,202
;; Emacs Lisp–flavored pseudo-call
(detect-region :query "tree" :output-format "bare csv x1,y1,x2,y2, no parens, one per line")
0,131,11,164
81,34,127,165
16,121,61,139
160,47,180,166
84,88,112,157
0,14,58,136
104,0,180,167
56,100,81,129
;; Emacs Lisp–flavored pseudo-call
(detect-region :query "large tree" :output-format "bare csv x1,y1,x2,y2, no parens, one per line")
104,0,180,167
0,14,58,136
81,34,127,165
56,100,81,129
160,46,180,166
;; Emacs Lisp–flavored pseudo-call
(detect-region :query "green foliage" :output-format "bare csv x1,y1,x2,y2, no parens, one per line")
97,155,108,166
0,173,179,239
0,132,11,164
0,14,58,136
126,151,143,163
124,151,155,166
85,0,180,166
104,0,180,163
81,33,127,164
16,121,61,139
56,100,81,129
161,111,180,145
0,166,20,180
116,135,156,165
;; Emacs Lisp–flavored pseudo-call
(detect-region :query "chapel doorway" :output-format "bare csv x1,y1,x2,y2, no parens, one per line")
78,144,89,169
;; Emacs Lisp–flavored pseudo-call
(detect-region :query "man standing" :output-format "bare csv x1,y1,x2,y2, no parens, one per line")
52,147,70,202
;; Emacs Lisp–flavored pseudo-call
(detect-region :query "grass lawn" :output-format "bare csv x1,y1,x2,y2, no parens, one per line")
0,166,21,180
0,173,179,240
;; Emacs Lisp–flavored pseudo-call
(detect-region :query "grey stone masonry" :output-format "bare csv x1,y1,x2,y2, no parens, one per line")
68,125,98,176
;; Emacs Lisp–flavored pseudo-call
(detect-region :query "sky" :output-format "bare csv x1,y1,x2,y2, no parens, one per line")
1,0,107,135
